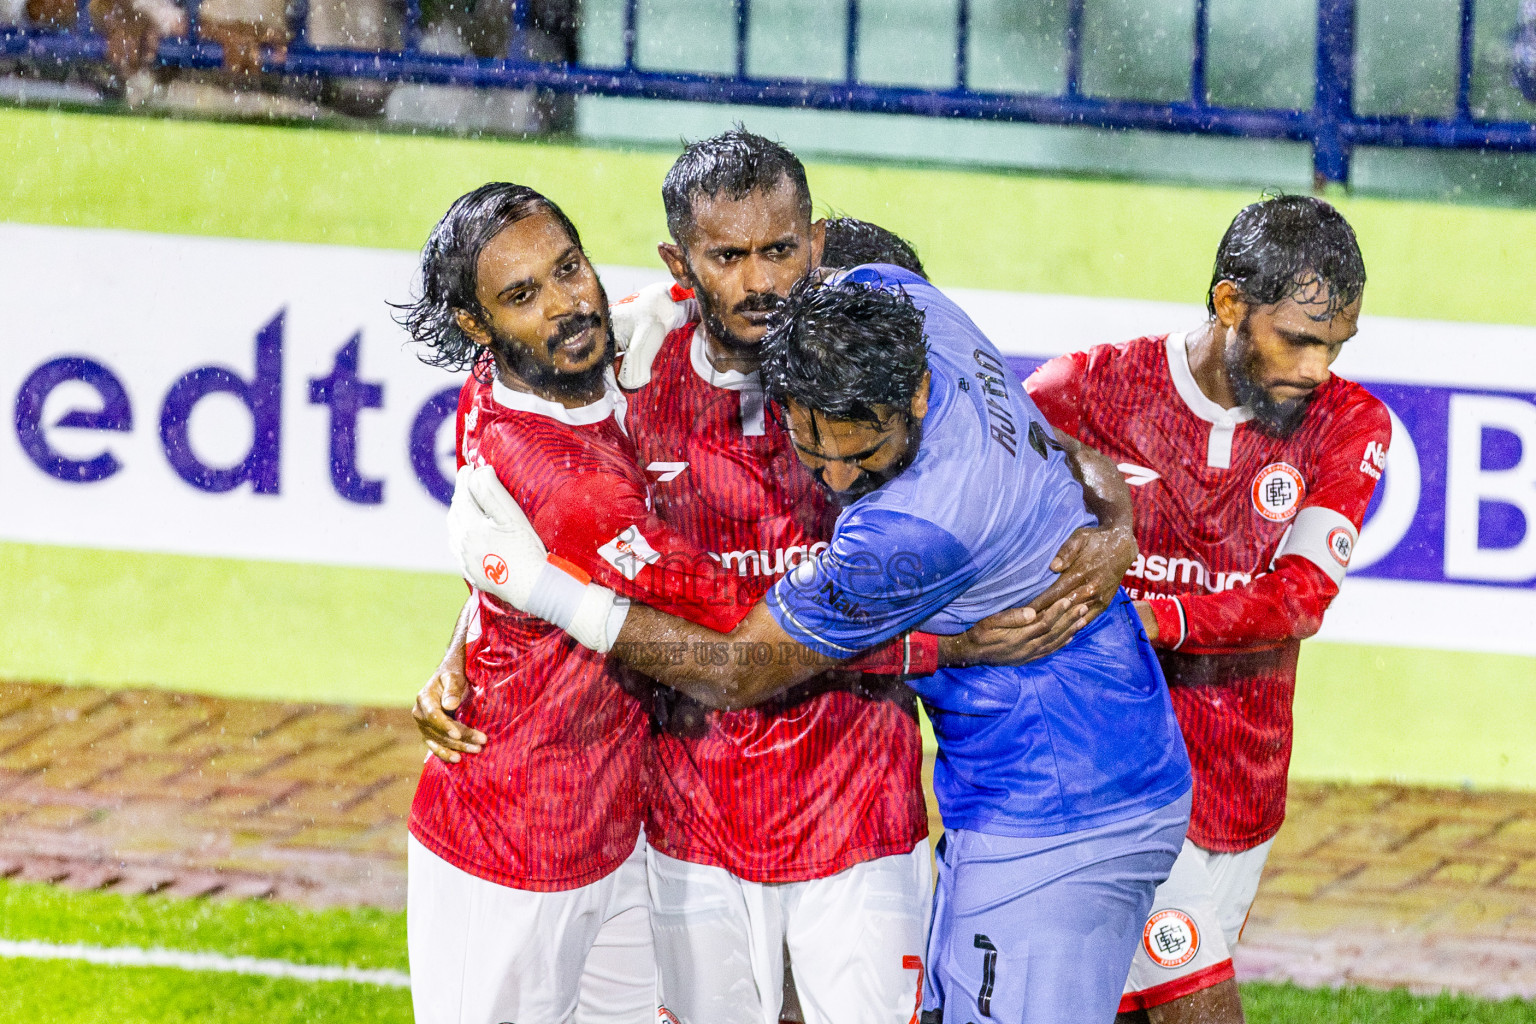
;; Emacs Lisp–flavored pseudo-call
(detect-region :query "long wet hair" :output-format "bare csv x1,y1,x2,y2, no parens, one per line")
397,182,585,375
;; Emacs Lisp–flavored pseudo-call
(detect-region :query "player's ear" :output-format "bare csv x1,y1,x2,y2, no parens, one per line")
910,370,932,422
455,309,494,349
810,217,826,269
658,242,692,290
1210,280,1247,329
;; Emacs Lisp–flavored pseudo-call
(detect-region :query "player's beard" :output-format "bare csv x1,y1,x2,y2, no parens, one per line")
694,279,785,358
489,306,616,402
1226,317,1314,438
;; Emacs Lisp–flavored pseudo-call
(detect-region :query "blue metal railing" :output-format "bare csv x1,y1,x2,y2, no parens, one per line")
4,0,1536,184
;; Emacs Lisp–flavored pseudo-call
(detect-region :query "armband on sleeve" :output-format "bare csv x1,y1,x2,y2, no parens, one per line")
1275,506,1357,586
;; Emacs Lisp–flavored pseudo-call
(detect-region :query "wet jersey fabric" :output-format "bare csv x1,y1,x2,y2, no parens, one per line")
409,371,753,892
767,264,1191,838
1026,333,1390,850
621,322,928,883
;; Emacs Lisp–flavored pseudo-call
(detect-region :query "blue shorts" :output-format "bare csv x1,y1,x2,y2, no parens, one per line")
923,790,1191,1023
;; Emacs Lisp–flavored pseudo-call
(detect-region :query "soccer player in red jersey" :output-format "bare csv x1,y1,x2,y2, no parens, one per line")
400,182,781,1024
414,132,1136,1024
1026,196,1391,1024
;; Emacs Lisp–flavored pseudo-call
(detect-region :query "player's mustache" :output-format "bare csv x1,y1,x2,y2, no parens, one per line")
548,312,602,350
733,294,783,316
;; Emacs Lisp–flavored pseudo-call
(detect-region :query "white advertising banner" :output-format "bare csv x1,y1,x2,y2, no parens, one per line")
2,224,1533,656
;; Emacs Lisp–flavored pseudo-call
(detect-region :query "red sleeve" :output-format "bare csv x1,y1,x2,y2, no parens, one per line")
1146,555,1337,654
1147,386,1391,653
532,466,755,635
1298,387,1392,525
454,375,475,471
1023,351,1089,438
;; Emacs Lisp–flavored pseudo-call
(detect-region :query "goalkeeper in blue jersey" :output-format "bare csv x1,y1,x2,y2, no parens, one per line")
449,265,1193,1022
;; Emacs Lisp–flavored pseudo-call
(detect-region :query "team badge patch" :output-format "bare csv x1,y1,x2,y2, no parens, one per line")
657,1009,682,1024
1143,909,1200,968
598,525,662,580
1327,526,1354,566
1251,462,1305,522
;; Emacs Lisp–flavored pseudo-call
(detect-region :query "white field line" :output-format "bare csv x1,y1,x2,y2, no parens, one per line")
0,938,411,988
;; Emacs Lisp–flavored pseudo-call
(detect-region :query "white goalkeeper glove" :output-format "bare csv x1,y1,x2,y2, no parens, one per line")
611,281,694,390
448,465,629,653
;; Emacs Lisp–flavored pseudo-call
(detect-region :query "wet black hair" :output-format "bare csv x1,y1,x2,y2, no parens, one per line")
1208,194,1366,320
761,278,928,427
661,126,812,244
820,217,928,279
398,182,584,373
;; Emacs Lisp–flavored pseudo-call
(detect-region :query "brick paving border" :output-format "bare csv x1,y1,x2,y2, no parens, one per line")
3,681,1536,998
0,681,418,908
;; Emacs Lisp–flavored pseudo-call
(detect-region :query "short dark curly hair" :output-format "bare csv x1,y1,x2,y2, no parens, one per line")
1209,194,1366,320
761,277,929,427
820,217,927,279
661,127,812,244
397,182,584,374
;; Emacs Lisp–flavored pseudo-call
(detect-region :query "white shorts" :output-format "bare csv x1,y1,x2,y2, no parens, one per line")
1120,835,1275,1012
647,843,932,1024
407,834,655,1024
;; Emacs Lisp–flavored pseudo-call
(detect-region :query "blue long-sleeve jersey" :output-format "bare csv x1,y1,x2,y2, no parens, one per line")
768,265,1190,837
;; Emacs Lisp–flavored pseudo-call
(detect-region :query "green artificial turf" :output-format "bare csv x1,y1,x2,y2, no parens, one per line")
2,879,1533,1023
1242,981,1536,1023
0,959,413,1024
0,878,406,970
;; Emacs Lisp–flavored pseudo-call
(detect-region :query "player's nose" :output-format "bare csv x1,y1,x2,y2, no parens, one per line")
818,461,864,494
739,254,774,294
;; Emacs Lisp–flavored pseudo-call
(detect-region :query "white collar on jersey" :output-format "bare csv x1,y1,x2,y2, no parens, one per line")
690,325,766,435
1165,331,1253,470
690,325,762,392
490,367,629,432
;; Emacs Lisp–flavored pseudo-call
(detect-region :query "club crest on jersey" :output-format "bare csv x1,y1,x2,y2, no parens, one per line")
1143,909,1200,968
657,1009,682,1024
1251,462,1305,522
598,525,662,580
1327,526,1354,566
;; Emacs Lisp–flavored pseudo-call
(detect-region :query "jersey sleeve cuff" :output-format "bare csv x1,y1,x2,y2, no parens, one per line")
1147,597,1187,649
766,586,865,660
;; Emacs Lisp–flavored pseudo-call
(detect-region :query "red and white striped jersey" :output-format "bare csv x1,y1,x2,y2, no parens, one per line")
1027,332,1390,851
622,322,929,882
409,370,753,892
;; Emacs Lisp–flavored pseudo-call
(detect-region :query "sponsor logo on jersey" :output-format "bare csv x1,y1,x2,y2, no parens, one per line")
482,553,508,586
1251,462,1305,522
816,579,868,620
598,525,662,581
646,460,688,482
1327,526,1354,566
1359,439,1387,481
707,541,830,577
1143,909,1200,969
1118,462,1162,487
1125,552,1252,593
